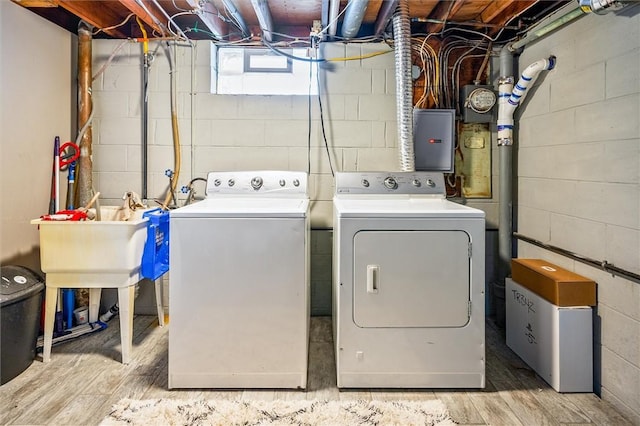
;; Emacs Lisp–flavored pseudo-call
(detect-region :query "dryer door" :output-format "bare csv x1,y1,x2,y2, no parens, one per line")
353,230,470,328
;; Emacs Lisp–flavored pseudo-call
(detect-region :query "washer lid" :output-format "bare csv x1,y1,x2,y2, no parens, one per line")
333,196,485,218
170,197,309,218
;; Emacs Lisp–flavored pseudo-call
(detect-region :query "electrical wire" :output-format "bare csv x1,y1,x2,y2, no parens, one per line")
316,61,335,177
93,13,136,36
92,40,129,81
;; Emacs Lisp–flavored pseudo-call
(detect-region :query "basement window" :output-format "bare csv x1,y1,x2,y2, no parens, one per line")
212,45,318,95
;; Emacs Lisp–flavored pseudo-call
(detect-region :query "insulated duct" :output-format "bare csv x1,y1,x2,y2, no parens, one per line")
393,0,414,172
341,0,369,38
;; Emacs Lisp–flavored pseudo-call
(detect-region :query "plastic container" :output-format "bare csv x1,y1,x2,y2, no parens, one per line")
141,208,170,280
73,306,88,324
31,206,151,274
0,266,44,385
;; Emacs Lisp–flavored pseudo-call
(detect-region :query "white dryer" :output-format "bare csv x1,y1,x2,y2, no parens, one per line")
169,171,309,389
333,171,485,388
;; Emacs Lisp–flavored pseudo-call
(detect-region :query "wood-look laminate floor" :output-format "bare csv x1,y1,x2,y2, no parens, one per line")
0,316,632,426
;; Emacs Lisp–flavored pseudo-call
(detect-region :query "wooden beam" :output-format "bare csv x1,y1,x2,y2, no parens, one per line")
185,0,227,39
480,0,515,23
117,0,166,35
424,0,466,34
11,0,58,7
488,0,536,37
58,1,129,38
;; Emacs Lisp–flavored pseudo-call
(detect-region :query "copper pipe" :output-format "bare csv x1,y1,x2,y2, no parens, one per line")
75,22,94,208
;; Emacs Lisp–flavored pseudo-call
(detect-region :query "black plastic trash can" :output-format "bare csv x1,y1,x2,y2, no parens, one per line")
1,265,44,385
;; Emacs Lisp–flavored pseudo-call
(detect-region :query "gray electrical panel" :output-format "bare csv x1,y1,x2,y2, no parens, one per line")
413,109,455,173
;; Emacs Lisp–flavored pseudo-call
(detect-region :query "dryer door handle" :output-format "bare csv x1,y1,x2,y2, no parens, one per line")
367,265,379,294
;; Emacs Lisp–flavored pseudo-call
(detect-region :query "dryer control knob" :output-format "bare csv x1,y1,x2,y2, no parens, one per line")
426,179,436,188
214,179,221,187
293,179,300,187
384,177,398,190
251,176,263,190
279,179,286,187
361,179,370,187
412,179,421,187
228,179,235,187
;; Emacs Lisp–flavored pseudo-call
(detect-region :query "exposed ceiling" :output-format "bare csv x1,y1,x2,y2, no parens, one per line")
11,0,573,44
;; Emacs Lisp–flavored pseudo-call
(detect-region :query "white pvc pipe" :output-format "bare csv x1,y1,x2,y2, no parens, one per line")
497,56,555,146
328,0,340,36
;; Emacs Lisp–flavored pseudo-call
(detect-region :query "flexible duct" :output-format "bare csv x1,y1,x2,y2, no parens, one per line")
392,0,414,172
341,0,369,38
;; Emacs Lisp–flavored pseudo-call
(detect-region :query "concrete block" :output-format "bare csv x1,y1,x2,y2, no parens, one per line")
93,91,131,118
342,148,358,171
515,245,576,272
94,171,141,199
549,213,606,261
359,43,394,70
345,44,363,69
518,146,553,179
92,145,127,172
99,117,141,145
324,68,373,94
210,119,265,146
194,66,212,93
194,40,212,67
265,120,316,147
385,121,397,148
575,12,639,68
238,96,299,120
605,225,640,275
329,120,372,147
572,181,639,229
93,40,132,67
518,177,576,216
356,148,398,171
310,200,333,228
600,347,640,414
152,118,192,146
192,119,211,147
344,95,359,120
582,265,640,322
195,94,239,119
371,69,386,94
550,63,605,111
320,43,346,67
371,121,386,147
358,94,396,121
289,147,340,175
517,206,551,243
599,304,640,368
148,91,173,119
103,65,141,92
126,146,141,173
518,109,576,147
575,95,639,142
604,138,640,184
466,200,499,229
291,96,321,120
193,146,289,174
318,94,345,121
516,79,550,118
607,50,640,99
311,173,335,201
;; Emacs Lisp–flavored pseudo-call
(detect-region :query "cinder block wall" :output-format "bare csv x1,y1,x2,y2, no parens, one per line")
92,39,499,315
515,5,640,422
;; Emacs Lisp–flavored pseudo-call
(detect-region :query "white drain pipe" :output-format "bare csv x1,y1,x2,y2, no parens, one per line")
497,48,556,283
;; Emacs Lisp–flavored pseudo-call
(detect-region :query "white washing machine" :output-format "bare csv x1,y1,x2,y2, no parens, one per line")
333,171,485,388
169,171,309,389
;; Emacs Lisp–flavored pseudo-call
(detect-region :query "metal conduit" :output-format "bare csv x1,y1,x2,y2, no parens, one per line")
514,233,640,285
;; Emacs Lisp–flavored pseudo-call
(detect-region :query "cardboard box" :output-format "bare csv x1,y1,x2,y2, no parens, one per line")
506,278,593,392
511,259,596,306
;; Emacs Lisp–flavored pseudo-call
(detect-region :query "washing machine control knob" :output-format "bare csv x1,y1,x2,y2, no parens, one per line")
293,179,300,187
361,179,370,187
279,179,286,187
251,176,263,190
412,179,421,187
384,177,398,190
214,179,221,187
426,179,436,188
228,179,235,187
